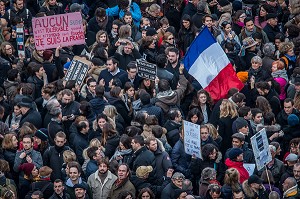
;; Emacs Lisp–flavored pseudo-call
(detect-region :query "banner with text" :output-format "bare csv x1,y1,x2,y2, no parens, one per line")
32,12,85,50
65,56,90,86
183,120,202,159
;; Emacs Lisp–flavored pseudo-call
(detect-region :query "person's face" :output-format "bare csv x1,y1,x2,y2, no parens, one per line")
251,61,261,70
166,34,174,45
12,136,18,148
224,24,232,33
37,67,45,77
69,167,80,181
98,118,106,129
15,0,24,10
282,179,290,191
142,30,147,39
99,163,108,174
118,165,129,180
182,20,190,29
233,192,245,199
96,16,106,23
124,43,133,54
127,68,137,80
48,0,56,5
126,87,135,97
204,17,213,27
149,40,156,49
142,20,150,28
198,93,207,104
34,137,41,145
88,81,97,93
54,136,66,147
294,166,300,180
269,17,278,26
143,79,151,87
141,191,151,199
239,13,246,23
200,128,209,141
93,149,102,160
236,153,244,162
106,59,116,72
210,191,221,199
172,177,184,188
31,194,40,199
0,1,5,10
290,143,298,154
75,188,86,198
256,88,267,96
99,33,107,43
287,48,295,56
5,45,13,55
274,39,281,48
295,85,300,93
175,111,183,123
209,149,217,160
260,6,267,16
168,51,178,64
240,125,249,134
112,24,118,34
284,102,293,115
253,113,263,124
124,15,132,24
32,166,39,177
62,94,72,104
162,23,170,31
271,63,278,72
54,182,64,195
23,137,32,150
190,114,198,123
232,138,243,148
131,139,140,151
14,105,21,116
245,20,254,32
148,140,157,152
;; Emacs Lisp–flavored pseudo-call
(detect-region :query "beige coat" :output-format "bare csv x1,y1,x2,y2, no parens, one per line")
87,170,117,199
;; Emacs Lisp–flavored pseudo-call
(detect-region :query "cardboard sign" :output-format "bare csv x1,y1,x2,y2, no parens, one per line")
251,128,272,171
137,59,157,80
65,56,90,86
16,25,25,57
183,120,202,159
32,12,85,50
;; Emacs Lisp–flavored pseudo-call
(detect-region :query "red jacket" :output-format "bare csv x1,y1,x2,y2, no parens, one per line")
225,158,249,183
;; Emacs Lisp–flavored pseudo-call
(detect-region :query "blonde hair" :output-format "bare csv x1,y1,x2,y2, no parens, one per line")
220,99,238,118
63,150,76,163
294,92,300,111
103,105,118,120
224,168,240,190
146,4,161,14
83,138,102,159
206,123,219,140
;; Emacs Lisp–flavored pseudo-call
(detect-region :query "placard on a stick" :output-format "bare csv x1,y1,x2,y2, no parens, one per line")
16,25,25,57
183,120,202,159
251,128,272,171
65,56,90,86
136,59,157,80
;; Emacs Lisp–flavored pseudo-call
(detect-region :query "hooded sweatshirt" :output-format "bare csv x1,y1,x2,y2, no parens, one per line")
225,158,249,183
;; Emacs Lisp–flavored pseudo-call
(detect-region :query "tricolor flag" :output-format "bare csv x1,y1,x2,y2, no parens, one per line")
184,27,244,101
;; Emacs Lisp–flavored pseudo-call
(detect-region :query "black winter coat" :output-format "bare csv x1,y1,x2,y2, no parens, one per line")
130,146,156,176
178,27,196,54
20,109,42,129
0,57,11,86
108,97,132,125
72,132,89,165
103,134,120,159
114,49,142,70
218,116,238,155
161,181,181,199
39,4,64,15
164,120,181,147
48,120,64,145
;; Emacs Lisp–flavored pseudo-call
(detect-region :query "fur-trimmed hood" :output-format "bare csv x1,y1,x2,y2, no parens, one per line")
242,180,266,198
256,123,281,133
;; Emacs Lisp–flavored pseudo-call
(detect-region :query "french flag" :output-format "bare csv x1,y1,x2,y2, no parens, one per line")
184,27,244,101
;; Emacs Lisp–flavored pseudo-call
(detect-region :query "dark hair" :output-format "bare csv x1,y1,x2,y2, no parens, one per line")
152,125,164,138
138,188,155,199
274,33,285,41
255,81,271,90
95,85,105,98
158,79,170,92
118,191,134,199
202,144,218,160
168,108,180,120
87,78,96,87
7,69,19,81
124,82,134,92
238,106,251,117
95,7,106,17
156,54,168,68
125,125,142,137
251,108,263,118
253,32,262,40
244,16,253,24
77,120,88,132
264,112,275,125
284,98,294,106
97,157,110,166
120,134,132,149
187,108,203,124
87,146,99,160
80,101,93,117
118,0,129,10
65,80,76,90
127,61,137,71
107,57,119,66
132,135,144,145
110,86,122,98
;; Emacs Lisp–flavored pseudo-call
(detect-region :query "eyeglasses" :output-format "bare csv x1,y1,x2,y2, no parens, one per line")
168,37,174,40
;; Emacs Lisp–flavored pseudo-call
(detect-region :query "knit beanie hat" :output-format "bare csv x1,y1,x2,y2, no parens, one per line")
235,117,248,131
35,128,48,141
288,114,300,126
228,148,243,160
19,163,35,176
236,71,248,83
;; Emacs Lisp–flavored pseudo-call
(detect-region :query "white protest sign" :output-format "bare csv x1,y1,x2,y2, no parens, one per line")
243,163,255,175
251,128,272,171
183,120,202,159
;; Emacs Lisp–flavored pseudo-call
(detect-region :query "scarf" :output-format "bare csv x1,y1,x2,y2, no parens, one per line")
271,69,288,81
244,26,256,37
285,54,297,62
236,21,244,27
110,148,132,163
97,17,108,30
111,30,118,39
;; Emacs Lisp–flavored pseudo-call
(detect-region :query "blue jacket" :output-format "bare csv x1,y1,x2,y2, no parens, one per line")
171,139,191,178
86,160,98,178
106,2,142,27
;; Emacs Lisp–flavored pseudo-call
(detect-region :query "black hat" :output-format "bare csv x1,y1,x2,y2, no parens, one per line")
18,97,33,108
266,13,278,20
235,117,248,130
146,28,157,36
73,183,87,190
35,129,48,141
218,0,230,7
248,175,263,185
228,148,243,160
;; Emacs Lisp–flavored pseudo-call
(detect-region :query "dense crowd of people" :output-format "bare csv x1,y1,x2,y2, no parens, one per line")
1,0,300,198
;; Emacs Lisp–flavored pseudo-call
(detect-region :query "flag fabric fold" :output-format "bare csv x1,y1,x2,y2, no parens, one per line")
184,26,244,101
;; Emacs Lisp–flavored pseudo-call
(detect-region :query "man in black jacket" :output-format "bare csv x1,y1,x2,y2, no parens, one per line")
119,61,142,90
19,97,42,128
48,106,64,145
89,86,109,115
277,98,300,129
43,132,72,181
140,91,164,125
87,7,113,34
263,13,280,43
50,179,71,199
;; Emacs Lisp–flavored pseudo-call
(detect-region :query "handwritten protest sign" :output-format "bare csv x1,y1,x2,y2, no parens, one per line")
251,128,272,171
32,12,85,50
136,59,157,80
183,120,202,159
65,56,90,86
